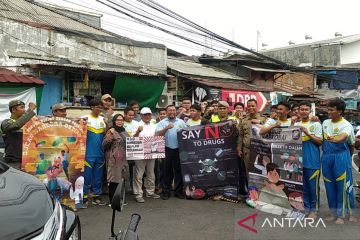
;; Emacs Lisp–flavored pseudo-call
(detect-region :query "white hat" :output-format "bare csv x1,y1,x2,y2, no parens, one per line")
140,107,152,114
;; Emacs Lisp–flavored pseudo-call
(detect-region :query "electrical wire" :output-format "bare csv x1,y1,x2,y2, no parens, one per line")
63,0,228,53
95,0,227,53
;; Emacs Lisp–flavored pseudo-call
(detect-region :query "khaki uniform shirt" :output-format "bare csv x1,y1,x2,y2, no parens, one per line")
237,113,266,150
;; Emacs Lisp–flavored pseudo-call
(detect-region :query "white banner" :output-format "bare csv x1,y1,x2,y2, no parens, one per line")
0,87,37,123
126,136,165,160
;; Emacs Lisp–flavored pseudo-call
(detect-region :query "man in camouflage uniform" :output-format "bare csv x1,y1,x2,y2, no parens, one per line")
237,99,266,191
1,100,36,166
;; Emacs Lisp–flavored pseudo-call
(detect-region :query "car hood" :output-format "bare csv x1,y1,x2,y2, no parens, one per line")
0,162,54,239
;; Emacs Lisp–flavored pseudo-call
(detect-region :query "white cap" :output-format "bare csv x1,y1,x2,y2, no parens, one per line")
140,107,152,114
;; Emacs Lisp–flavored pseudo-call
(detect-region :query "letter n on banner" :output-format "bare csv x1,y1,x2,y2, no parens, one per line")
205,124,219,139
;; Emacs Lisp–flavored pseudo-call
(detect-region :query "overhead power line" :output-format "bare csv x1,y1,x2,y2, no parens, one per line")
95,0,227,53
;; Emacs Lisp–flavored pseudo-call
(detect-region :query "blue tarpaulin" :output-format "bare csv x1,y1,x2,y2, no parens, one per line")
317,71,358,90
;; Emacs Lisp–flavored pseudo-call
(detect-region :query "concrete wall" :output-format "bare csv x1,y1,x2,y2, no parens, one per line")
341,41,360,65
262,44,341,67
0,18,167,73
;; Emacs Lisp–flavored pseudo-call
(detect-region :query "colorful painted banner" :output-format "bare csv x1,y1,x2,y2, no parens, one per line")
247,125,304,219
178,121,239,200
22,117,87,209
126,136,165,160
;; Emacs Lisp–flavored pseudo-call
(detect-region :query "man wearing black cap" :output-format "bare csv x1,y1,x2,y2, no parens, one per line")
1,100,36,165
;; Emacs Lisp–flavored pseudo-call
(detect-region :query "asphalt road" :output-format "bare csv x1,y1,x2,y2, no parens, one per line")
4,157,360,240
78,173,360,240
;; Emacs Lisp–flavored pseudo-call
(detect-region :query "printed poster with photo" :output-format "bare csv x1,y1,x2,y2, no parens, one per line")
126,136,165,160
247,125,304,219
22,117,87,209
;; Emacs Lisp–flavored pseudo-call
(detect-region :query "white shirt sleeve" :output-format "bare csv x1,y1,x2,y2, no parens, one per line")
314,122,323,139
263,118,276,128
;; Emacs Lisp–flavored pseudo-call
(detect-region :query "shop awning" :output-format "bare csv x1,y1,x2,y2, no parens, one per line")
185,77,271,92
0,69,45,84
24,63,163,77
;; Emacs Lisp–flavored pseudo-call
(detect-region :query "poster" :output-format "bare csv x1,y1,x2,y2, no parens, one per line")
126,136,165,160
247,125,304,219
221,89,267,111
193,85,221,104
178,121,239,199
22,117,87,209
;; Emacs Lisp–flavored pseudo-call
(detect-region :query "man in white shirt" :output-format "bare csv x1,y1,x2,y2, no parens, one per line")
133,107,160,203
260,101,292,135
123,106,141,193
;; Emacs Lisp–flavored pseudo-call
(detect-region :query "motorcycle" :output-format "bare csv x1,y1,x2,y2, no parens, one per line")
109,179,141,240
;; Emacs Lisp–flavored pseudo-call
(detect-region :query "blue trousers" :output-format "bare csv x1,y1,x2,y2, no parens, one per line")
84,157,104,196
322,141,355,218
303,168,320,213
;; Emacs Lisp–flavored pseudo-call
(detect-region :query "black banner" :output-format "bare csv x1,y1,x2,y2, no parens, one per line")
178,121,239,199
193,85,221,104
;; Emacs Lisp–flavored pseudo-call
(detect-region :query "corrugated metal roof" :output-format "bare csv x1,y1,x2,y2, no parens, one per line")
167,58,245,80
0,69,44,84
0,0,111,36
262,34,360,52
0,0,165,49
25,63,160,77
242,65,291,73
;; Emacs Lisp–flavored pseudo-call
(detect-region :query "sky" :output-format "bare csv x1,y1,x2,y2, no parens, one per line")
42,0,360,56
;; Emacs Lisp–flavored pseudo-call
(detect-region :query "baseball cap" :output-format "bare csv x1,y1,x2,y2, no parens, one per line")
9,100,25,108
218,101,229,108
51,103,68,111
140,107,152,115
101,94,112,101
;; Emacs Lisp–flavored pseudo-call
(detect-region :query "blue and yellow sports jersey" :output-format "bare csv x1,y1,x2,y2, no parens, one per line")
83,114,106,158
322,118,355,145
295,121,322,169
264,118,291,127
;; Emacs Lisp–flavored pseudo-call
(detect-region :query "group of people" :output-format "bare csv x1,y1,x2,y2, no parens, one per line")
1,94,358,225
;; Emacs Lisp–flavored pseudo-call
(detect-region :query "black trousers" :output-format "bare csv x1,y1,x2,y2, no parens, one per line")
237,156,248,195
154,159,162,187
161,147,183,194
109,182,118,203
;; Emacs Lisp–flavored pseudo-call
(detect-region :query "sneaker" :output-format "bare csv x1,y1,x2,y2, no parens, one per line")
146,193,160,199
155,187,162,194
161,192,170,200
92,198,107,206
135,197,145,203
81,199,89,209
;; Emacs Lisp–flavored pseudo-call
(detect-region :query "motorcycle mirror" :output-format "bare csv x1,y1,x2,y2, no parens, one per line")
111,179,126,212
